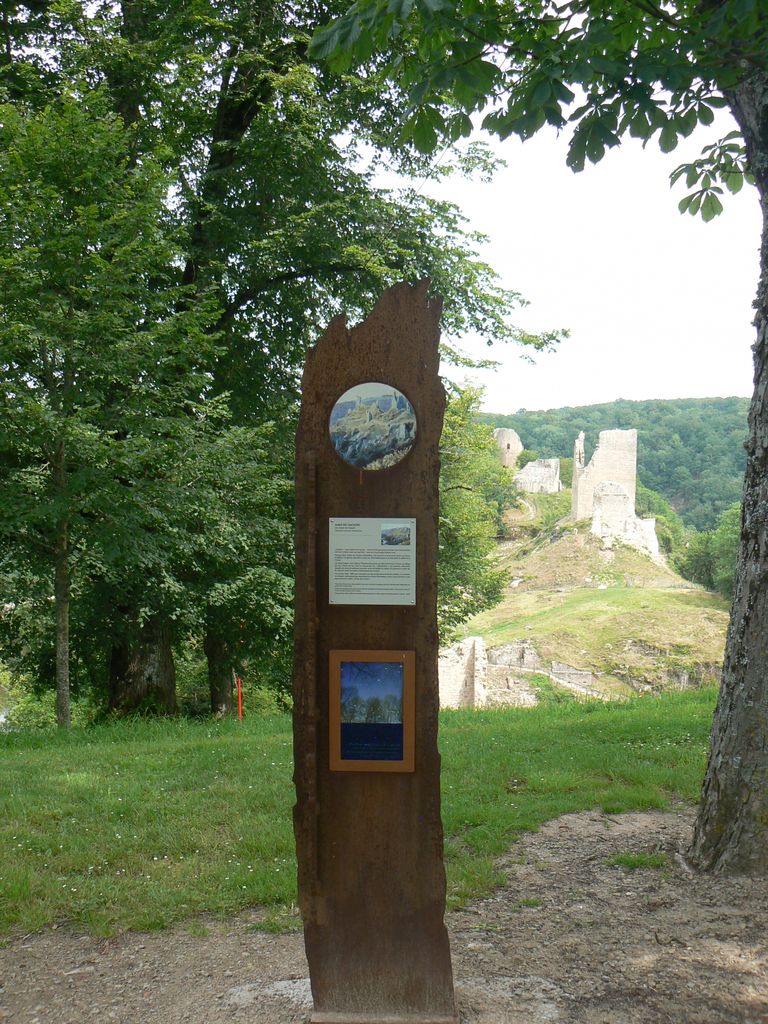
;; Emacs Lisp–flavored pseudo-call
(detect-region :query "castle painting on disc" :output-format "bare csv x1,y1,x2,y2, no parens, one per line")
329,382,417,470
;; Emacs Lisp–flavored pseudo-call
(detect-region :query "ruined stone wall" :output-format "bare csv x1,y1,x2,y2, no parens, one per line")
485,643,543,706
591,482,661,561
438,636,487,708
572,429,638,520
486,640,544,672
514,458,562,494
494,428,524,469
485,665,539,706
438,638,605,707
591,481,636,540
549,662,599,697
438,638,538,708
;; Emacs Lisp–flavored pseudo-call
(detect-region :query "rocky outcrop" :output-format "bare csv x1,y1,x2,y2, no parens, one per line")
330,393,416,469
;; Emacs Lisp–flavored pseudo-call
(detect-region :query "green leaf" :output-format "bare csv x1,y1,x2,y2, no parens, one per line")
409,106,440,152
566,133,587,172
697,104,715,126
678,109,698,138
387,0,414,18
590,55,621,76
552,81,575,104
659,123,678,153
629,110,650,140
447,111,473,140
530,78,552,107
308,23,341,60
701,192,724,222
732,0,756,22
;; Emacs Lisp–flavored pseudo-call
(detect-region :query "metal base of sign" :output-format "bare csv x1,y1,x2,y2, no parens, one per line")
311,1013,459,1024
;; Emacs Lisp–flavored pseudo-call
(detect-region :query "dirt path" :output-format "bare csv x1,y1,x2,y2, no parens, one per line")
2,807,767,1023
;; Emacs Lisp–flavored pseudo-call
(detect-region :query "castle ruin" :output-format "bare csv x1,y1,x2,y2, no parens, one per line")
492,426,562,493
490,423,661,559
572,429,637,519
572,429,660,560
438,636,600,708
514,458,562,494
494,427,524,469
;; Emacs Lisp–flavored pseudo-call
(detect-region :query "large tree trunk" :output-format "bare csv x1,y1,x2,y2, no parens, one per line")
52,439,71,729
204,625,234,717
690,71,768,873
53,525,71,729
108,614,178,715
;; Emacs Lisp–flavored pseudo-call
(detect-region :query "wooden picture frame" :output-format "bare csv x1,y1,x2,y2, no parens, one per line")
329,650,416,772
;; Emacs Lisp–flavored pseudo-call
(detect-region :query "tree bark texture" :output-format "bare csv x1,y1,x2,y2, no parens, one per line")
53,525,71,729
204,626,234,716
690,70,768,873
108,615,178,715
52,439,71,729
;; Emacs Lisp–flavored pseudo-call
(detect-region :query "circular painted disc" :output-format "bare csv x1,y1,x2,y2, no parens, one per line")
329,382,417,470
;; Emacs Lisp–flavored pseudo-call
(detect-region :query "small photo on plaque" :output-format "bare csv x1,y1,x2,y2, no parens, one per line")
381,523,411,546
329,650,415,772
329,382,416,470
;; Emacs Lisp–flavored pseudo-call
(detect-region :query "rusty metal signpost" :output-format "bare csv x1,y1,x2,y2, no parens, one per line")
292,282,458,1024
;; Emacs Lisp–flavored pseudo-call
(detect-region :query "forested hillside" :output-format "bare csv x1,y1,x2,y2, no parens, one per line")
481,398,749,530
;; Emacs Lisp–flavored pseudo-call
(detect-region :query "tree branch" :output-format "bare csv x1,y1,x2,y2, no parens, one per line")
621,0,683,31
1,0,12,65
217,263,361,327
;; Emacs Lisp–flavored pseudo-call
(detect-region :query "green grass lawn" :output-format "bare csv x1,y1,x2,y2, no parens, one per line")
0,688,717,936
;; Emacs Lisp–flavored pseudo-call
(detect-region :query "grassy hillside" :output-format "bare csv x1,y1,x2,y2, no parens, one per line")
479,396,748,530
464,494,729,695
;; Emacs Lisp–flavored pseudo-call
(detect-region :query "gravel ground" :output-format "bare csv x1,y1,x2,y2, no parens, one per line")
2,807,767,1023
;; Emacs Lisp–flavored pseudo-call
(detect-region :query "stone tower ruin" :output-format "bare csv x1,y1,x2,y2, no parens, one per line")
571,428,660,561
494,427,524,469
572,429,638,519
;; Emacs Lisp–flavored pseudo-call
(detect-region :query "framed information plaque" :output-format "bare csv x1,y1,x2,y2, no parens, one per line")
329,650,416,773
329,517,416,606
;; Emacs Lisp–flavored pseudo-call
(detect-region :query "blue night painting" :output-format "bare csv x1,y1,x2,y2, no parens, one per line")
340,660,404,761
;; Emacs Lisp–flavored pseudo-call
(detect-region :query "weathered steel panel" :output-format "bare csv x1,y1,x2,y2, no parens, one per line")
293,282,457,1023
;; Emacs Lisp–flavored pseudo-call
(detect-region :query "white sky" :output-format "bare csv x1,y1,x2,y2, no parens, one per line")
421,114,762,414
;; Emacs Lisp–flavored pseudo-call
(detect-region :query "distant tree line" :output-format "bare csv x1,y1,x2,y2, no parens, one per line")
676,503,741,600
480,397,748,531
341,689,403,725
